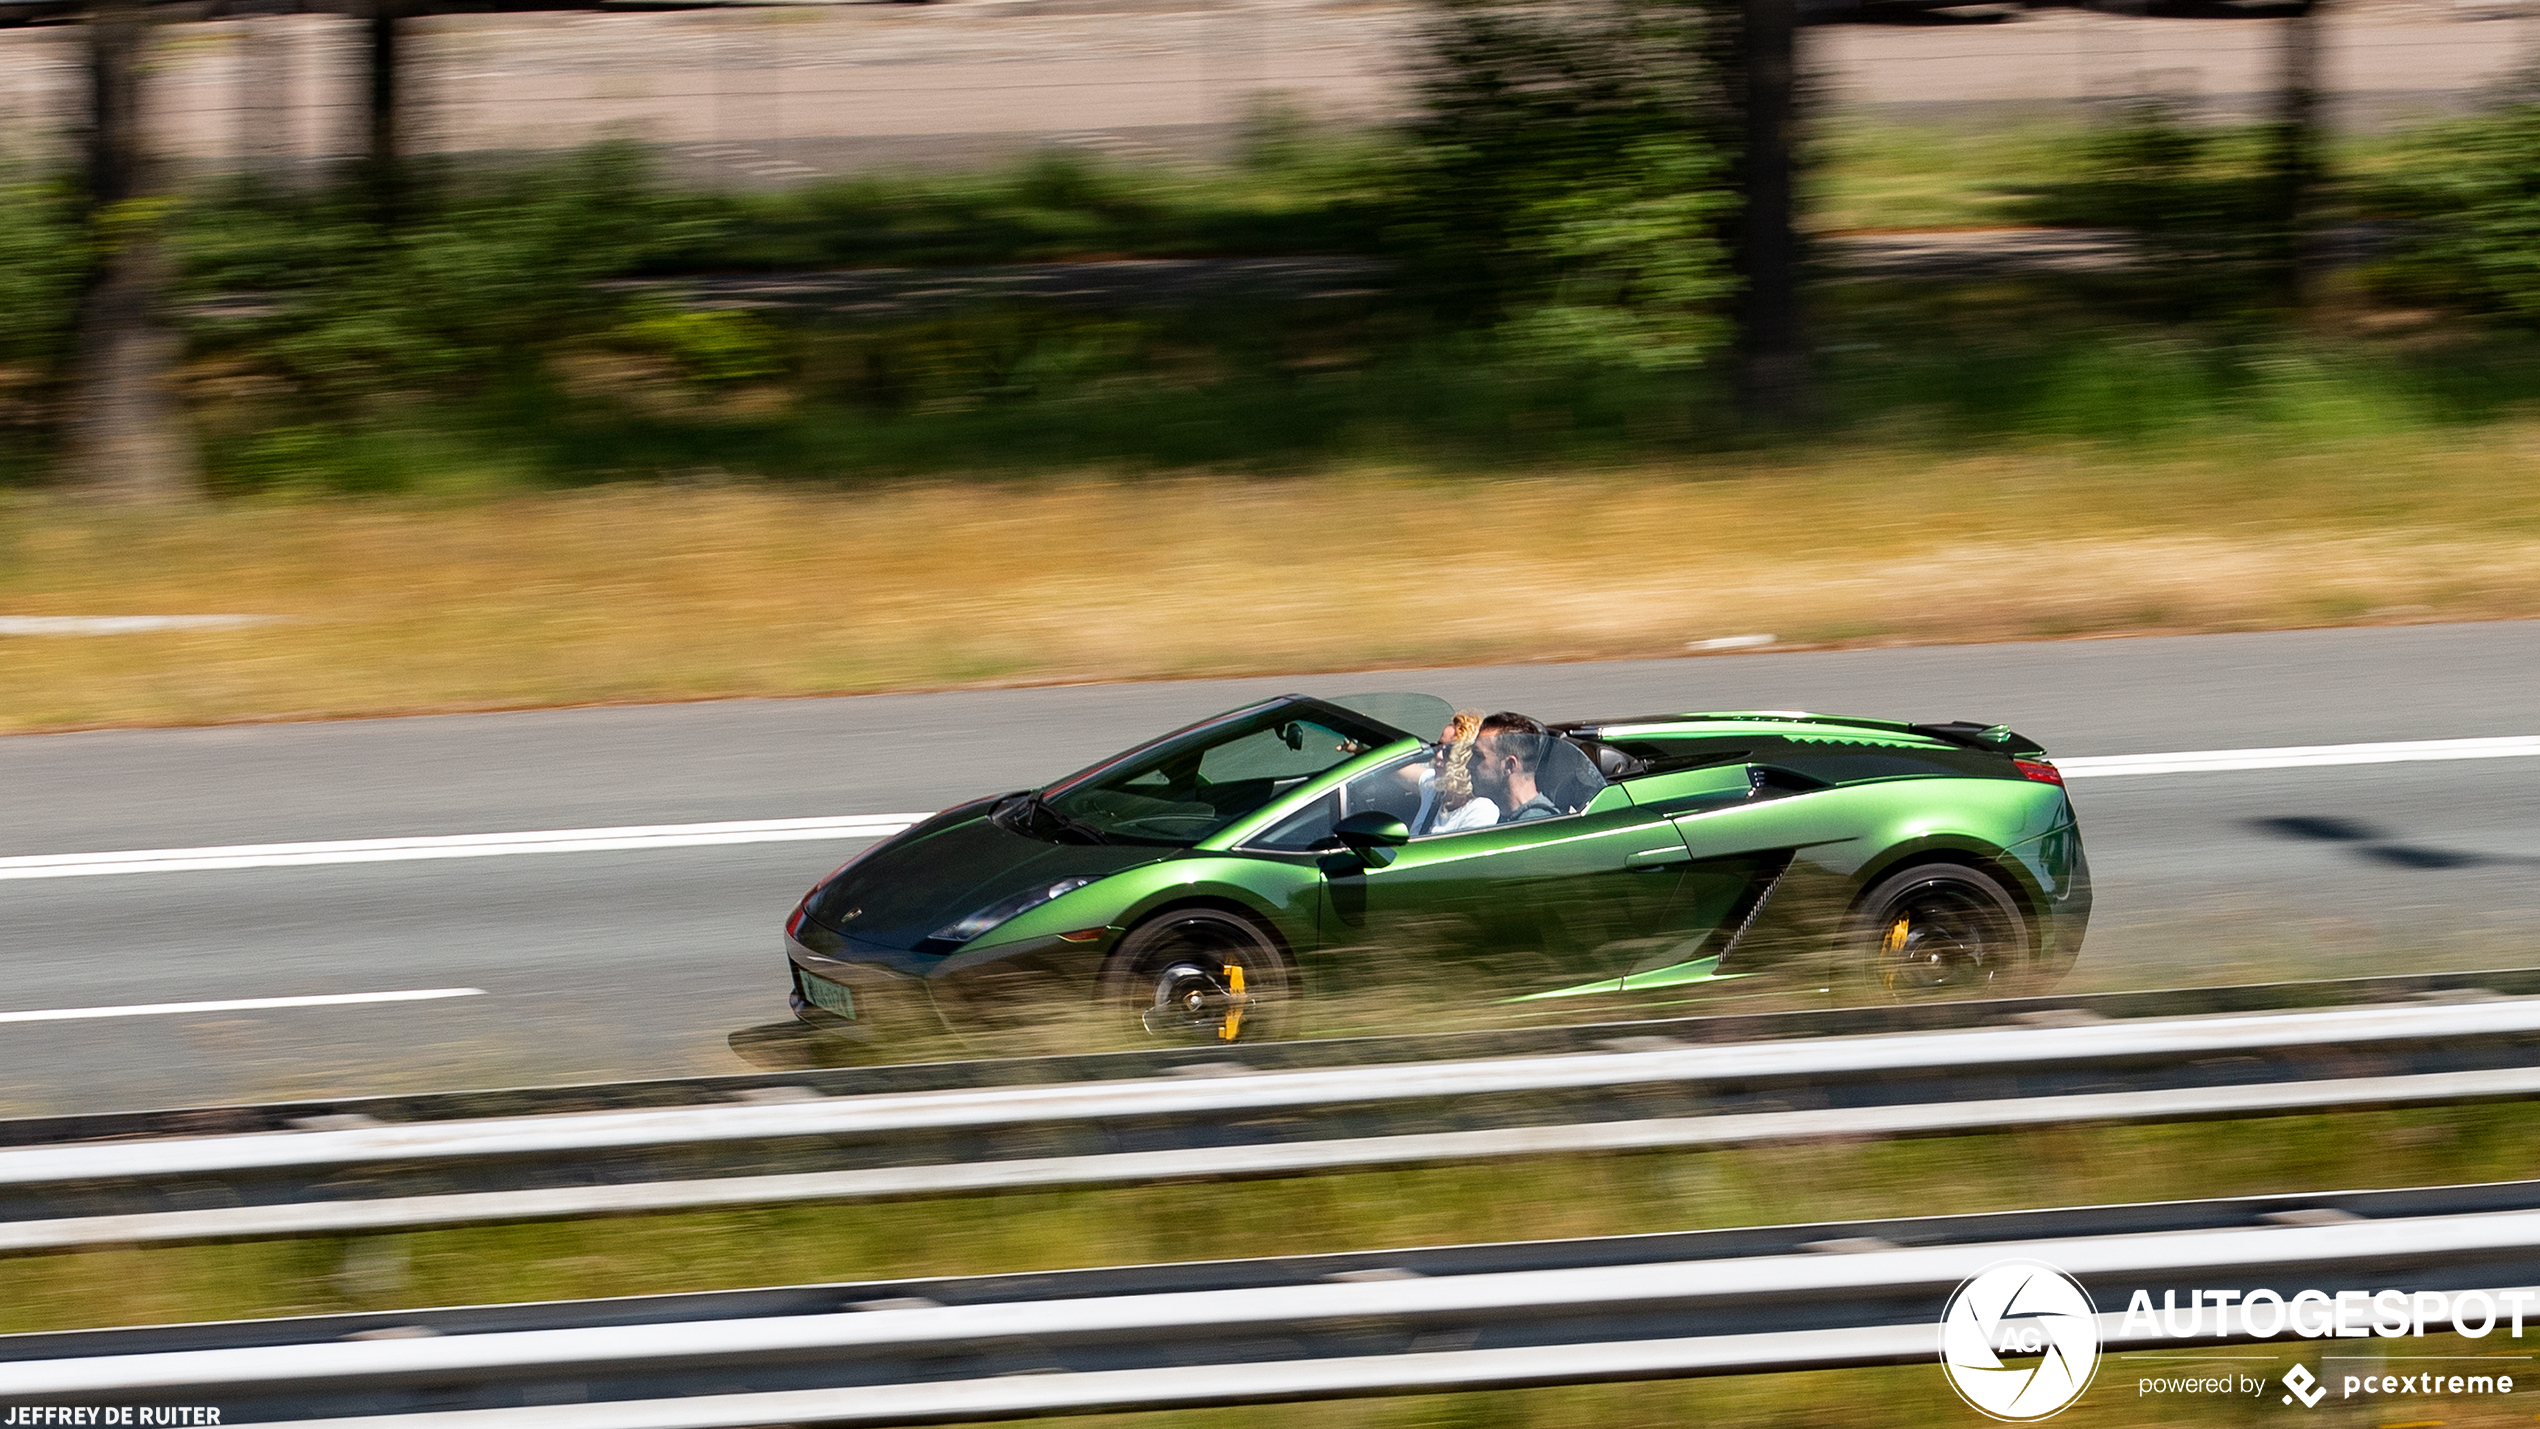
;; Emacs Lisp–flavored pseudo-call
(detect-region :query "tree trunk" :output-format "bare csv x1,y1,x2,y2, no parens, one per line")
2270,0,2324,308
1735,0,1805,421
65,0,198,502
364,0,404,215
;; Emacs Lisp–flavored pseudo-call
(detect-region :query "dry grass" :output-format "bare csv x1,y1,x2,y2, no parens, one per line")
4,431,2539,733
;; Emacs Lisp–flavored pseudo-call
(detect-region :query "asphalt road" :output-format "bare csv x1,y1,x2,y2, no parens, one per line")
2,620,2536,1118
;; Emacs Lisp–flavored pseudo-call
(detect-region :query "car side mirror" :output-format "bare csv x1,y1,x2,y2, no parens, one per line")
1333,811,1410,867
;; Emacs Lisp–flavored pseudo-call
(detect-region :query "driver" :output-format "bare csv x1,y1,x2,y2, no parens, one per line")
1474,712,1561,824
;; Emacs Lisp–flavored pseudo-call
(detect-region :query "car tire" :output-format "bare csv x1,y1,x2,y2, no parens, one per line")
1849,861,2036,1001
1100,908,1297,1044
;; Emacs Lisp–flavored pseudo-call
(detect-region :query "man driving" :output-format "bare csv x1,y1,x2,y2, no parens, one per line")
1473,712,1562,824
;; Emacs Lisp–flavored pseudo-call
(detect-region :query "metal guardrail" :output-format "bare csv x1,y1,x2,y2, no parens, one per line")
10,987,2540,1251
10,1176,2540,1424
15,964,2538,1150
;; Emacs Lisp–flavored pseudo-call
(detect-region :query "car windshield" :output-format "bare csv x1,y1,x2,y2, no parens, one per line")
1033,699,1405,846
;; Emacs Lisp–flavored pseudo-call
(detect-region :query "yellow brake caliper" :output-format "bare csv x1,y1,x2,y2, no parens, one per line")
1218,963,1246,1042
1882,916,1912,957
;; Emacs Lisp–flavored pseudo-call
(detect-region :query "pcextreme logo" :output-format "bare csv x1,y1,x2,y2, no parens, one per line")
2282,1364,2327,1407
1940,1259,2103,1421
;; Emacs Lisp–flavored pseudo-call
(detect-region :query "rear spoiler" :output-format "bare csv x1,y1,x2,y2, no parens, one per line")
1911,721,2047,757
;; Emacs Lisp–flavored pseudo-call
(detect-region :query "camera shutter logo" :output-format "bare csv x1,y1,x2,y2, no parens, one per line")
1940,1260,2102,1421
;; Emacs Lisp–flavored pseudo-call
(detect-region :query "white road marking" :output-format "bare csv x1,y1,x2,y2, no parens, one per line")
2056,735,2540,779
0,615,283,636
0,988,484,1025
0,735,2530,883
0,815,929,882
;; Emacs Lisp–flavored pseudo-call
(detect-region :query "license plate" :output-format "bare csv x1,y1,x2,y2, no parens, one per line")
801,971,855,1019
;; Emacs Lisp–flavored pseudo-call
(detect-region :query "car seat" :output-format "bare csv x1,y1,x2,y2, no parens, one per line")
1538,739,1610,815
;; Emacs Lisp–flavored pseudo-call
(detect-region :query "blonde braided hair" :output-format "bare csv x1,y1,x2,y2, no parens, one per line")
1435,708,1486,810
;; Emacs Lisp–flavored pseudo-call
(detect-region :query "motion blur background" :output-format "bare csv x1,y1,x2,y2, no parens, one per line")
0,0,2536,719
4,1,2540,1423
7,0,2540,508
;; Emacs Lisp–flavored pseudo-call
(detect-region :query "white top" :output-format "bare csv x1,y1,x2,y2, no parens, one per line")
1426,795,1503,834
1411,765,1502,834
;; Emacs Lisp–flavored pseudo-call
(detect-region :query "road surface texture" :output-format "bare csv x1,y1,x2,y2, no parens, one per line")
0,621,2534,1117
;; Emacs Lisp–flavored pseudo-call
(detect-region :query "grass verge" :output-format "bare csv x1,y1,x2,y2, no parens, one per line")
3,435,2538,733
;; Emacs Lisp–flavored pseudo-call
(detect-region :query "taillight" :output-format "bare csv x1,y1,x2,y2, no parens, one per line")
2015,759,2064,786
785,903,808,938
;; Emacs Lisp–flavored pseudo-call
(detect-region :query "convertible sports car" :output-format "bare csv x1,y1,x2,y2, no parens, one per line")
784,693,2091,1043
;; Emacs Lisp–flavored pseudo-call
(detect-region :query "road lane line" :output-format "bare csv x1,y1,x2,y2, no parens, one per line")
0,735,2531,882
0,988,485,1024
0,815,930,881
2056,735,2540,779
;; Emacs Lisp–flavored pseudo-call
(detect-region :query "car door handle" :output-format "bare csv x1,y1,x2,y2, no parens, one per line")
1626,847,1692,870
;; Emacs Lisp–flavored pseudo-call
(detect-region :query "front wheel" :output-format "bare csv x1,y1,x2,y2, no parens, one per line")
1850,862,2034,1001
1100,908,1296,1044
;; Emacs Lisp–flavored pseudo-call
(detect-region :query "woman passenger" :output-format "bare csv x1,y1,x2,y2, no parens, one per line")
1410,709,1501,835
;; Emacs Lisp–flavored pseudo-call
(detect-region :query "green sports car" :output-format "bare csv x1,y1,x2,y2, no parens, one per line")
783,692,2091,1042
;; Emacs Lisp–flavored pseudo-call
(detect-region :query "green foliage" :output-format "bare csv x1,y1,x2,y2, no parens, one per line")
1393,0,1736,366
177,145,725,407
1819,271,2540,446
797,308,1157,414
2373,100,2540,321
1497,135,1735,371
2016,103,2288,313
0,167,87,367
608,305,783,386
0,166,86,479
693,144,1389,273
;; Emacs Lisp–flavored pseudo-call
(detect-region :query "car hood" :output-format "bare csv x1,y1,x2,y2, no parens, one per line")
803,802,1169,951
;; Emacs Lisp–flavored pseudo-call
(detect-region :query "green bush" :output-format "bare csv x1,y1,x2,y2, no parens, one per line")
1497,134,1734,371
1393,0,1737,364
0,168,85,368
2016,103,2286,314
699,143,1389,273
177,145,725,409
0,166,85,478
2375,100,2540,321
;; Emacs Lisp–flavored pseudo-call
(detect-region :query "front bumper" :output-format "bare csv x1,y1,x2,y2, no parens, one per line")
784,929,918,1037
784,912,1121,1039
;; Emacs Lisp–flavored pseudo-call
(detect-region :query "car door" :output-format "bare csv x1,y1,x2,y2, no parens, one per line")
1604,761,1785,989
1633,761,1872,983
1319,784,1714,994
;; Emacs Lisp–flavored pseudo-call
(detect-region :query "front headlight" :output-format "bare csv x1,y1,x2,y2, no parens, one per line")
930,876,1098,945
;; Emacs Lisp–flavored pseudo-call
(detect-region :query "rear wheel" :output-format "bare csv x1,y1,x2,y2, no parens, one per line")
1100,908,1295,1044
1851,862,2033,1000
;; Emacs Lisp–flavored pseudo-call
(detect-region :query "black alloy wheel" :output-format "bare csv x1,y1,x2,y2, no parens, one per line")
1852,862,2033,1000
1101,908,1295,1044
